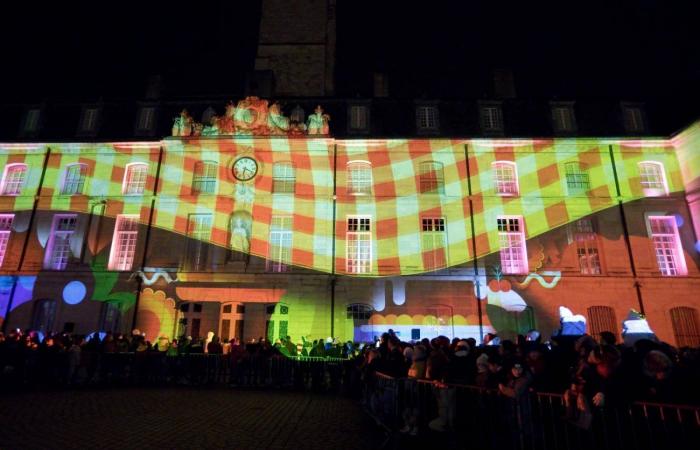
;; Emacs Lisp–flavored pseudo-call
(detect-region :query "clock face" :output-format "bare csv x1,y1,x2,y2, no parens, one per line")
232,157,258,181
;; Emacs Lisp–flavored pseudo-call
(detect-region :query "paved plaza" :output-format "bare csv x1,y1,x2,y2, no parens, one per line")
0,388,383,450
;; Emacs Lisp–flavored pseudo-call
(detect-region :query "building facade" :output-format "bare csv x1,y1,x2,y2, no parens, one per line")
1,108,699,346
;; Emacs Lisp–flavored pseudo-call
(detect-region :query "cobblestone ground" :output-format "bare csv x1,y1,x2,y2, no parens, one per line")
0,388,383,450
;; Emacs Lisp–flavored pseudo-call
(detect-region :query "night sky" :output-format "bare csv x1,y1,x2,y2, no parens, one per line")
1,1,699,105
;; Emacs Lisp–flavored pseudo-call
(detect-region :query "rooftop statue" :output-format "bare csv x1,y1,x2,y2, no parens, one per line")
306,105,330,135
267,102,290,135
172,109,193,137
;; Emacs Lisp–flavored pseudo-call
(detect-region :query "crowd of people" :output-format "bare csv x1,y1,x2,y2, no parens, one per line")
359,330,700,406
1,326,699,410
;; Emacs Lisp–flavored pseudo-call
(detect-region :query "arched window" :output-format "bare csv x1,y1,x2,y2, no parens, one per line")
587,306,618,337
492,161,518,196
122,163,148,195
1,163,28,196
61,163,87,195
347,161,372,195
419,161,445,194
638,161,668,196
192,161,217,194
32,299,57,333
272,162,295,194
670,306,700,348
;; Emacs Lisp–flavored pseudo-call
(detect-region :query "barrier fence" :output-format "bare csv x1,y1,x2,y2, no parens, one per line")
364,372,700,450
0,351,351,392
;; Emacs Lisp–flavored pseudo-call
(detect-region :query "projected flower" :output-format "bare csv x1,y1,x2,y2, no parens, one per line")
135,288,176,340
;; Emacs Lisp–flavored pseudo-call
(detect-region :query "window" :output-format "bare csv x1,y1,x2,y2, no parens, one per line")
565,162,590,194
193,303,202,313
137,106,155,131
552,105,576,133
272,162,295,194
348,105,369,132
670,307,700,348
186,214,212,271
267,215,293,273
0,214,14,267
45,215,77,270
32,299,57,334
79,107,100,133
347,161,372,195
419,161,445,194
421,217,447,270
492,161,518,196
623,106,645,133
648,216,687,276
347,303,373,320
108,215,139,271
61,163,87,195
1,164,27,196
192,161,217,194
497,216,528,275
572,219,601,275
346,216,371,274
481,105,503,132
587,306,618,337
638,161,668,196
101,303,122,334
122,163,148,195
416,106,439,131
23,109,41,134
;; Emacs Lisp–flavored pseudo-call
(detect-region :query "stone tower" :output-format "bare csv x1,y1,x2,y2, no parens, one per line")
254,0,336,97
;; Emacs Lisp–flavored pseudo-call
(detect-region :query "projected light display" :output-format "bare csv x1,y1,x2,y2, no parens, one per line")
1,100,699,345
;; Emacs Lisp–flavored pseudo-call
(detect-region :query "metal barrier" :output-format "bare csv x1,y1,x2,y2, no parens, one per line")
0,351,351,392
365,372,700,450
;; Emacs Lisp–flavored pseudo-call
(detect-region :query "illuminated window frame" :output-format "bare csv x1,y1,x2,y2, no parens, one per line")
421,217,447,271
647,215,687,276
0,214,14,268
492,161,519,196
346,215,371,274
192,161,217,195
551,104,577,133
61,163,87,196
564,162,590,195
272,162,296,194
108,215,139,271
481,105,503,132
122,163,149,195
572,218,602,275
44,214,77,270
416,106,439,131
1,163,28,196
186,214,212,271
136,106,155,131
348,104,370,132
497,215,528,275
638,161,668,197
419,161,445,194
347,161,372,196
267,215,293,273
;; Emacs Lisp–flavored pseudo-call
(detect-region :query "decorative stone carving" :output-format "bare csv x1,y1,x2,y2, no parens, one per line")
170,98,329,137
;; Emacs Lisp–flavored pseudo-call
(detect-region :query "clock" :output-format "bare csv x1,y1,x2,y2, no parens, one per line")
232,156,258,181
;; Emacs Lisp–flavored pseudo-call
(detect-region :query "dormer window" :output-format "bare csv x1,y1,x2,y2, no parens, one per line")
416,105,439,132
136,106,155,132
622,104,646,134
551,103,576,134
23,108,41,135
480,104,503,133
348,104,369,133
79,107,100,134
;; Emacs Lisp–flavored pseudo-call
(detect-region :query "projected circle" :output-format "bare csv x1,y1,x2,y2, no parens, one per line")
63,281,87,305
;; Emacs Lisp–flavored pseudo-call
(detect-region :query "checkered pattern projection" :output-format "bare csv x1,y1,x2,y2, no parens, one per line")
0,137,682,277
